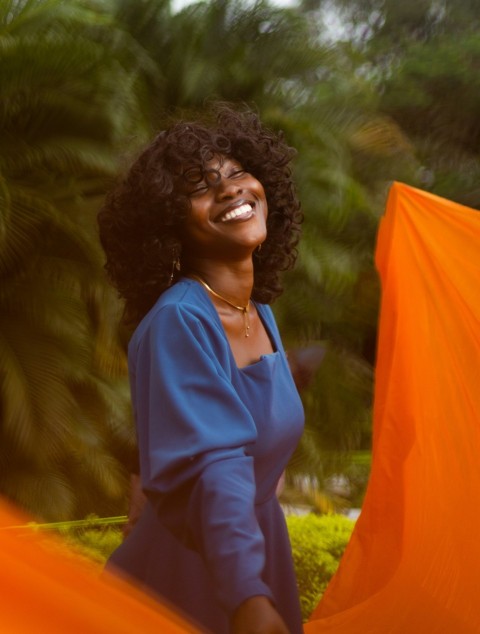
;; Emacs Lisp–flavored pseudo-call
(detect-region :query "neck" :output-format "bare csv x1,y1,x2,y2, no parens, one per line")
188,271,252,338
184,260,253,306
190,274,249,309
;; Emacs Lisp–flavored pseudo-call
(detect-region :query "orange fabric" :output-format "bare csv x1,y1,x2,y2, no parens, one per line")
306,182,480,633
0,498,200,633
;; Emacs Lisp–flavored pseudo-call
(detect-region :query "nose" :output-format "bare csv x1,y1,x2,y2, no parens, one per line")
212,174,242,199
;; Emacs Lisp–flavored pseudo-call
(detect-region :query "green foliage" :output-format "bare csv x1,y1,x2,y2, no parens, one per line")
24,515,125,565
286,513,354,621
0,0,145,520
380,32,480,206
319,0,480,206
113,0,328,119
60,523,123,564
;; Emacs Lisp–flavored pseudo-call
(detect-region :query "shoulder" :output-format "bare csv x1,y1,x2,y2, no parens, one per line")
128,278,226,358
255,302,284,351
256,302,275,326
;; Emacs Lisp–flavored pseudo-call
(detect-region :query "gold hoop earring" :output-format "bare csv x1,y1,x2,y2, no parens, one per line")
169,257,181,285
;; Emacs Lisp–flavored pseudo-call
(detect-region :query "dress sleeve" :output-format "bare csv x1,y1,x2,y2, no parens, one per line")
131,302,274,613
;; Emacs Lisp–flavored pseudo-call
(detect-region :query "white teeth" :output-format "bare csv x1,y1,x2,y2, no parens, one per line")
221,203,253,222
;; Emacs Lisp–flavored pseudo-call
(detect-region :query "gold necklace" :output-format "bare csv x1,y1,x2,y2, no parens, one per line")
191,275,251,338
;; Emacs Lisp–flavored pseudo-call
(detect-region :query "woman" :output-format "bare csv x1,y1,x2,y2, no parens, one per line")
98,104,304,634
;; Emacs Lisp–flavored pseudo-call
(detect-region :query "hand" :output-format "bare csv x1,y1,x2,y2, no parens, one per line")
230,596,290,634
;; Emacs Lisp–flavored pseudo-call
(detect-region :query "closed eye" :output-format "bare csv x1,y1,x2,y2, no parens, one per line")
230,169,246,179
187,166,247,195
188,183,208,196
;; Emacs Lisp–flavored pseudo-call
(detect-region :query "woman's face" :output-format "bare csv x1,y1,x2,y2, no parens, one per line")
180,155,268,262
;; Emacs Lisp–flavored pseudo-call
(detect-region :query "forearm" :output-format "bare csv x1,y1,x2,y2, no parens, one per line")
187,454,274,612
231,596,290,634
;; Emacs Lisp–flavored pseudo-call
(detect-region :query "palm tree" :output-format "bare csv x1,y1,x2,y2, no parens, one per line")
0,0,149,520
113,0,327,116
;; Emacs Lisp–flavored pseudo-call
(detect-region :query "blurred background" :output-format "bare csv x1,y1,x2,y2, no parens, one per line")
1,0,479,522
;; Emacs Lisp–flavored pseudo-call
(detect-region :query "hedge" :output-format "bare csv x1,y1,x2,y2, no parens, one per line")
286,513,354,620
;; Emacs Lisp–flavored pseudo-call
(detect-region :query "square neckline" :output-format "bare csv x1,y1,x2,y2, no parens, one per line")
185,278,279,371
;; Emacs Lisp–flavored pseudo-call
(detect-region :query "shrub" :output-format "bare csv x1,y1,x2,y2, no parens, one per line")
286,513,354,621
61,526,123,565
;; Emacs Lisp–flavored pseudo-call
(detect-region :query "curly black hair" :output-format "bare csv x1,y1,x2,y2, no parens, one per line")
98,103,302,327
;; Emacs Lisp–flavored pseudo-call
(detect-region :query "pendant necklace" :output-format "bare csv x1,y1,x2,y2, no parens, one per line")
191,275,251,337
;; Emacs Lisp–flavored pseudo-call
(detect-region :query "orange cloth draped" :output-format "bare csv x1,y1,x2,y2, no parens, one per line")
0,498,200,633
306,182,480,633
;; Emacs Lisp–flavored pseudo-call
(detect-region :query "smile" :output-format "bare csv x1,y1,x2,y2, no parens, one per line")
218,203,255,223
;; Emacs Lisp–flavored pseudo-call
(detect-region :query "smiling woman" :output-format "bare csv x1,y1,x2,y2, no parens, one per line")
97,103,304,634
179,156,268,269
98,104,301,328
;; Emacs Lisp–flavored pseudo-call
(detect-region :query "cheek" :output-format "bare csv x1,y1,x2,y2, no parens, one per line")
254,179,266,196
258,187,268,219
184,199,209,227
179,203,214,248
250,179,267,209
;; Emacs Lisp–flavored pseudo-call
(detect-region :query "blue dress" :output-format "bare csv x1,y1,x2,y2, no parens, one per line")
108,278,304,633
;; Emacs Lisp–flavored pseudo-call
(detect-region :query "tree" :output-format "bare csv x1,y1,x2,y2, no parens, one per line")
304,0,480,207
112,0,328,118
380,32,480,207
0,0,149,520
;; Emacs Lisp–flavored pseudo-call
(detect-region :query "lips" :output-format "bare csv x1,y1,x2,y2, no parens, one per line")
214,201,255,223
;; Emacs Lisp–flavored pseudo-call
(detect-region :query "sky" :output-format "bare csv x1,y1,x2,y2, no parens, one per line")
172,0,299,10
